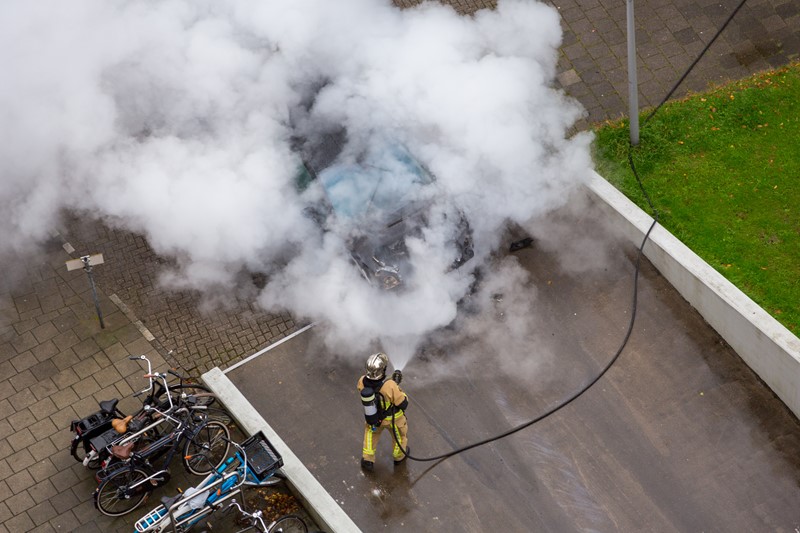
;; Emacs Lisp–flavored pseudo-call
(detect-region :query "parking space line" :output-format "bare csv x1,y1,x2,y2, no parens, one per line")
223,322,316,374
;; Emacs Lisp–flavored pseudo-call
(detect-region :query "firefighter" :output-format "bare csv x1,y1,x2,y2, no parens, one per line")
357,352,409,471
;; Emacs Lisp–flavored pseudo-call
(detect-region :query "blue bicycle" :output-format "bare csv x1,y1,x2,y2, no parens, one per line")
133,431,289,533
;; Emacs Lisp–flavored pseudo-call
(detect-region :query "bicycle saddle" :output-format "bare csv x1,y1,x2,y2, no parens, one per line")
112,415,134,434
160,494,183,509
111,441,135,460
99,399,119,415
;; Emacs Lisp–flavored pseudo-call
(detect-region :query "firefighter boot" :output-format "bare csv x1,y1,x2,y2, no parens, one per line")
360,458,374,472
394,447,409,466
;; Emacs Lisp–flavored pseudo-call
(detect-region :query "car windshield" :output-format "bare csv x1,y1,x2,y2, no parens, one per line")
318,144,433,223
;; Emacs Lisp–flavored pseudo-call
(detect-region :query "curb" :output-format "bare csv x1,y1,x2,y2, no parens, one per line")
202,367,363,533
586,170,800,418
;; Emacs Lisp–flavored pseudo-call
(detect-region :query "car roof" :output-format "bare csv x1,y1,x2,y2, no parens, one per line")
317,142,434,221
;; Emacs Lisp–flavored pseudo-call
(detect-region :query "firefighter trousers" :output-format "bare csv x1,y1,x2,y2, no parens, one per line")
362,414,408,462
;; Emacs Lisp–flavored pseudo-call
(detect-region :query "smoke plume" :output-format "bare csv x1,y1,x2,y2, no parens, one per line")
0,0,592,371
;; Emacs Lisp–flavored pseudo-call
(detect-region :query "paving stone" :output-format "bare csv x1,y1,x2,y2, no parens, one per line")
27,501,57,527
10,332,38,355
27,459,56,484
30,341,58,363
10,350,38,374
52,311,80,334
0,503,11,530
31,323,59,344
7,428,35,453
9,369,37,392
51,330,80,353
28,397,57,421
12,318,38,336
13,294,40,315
0,441,11,462
29,522,56,533
8,409,36,431
71,376,101,399
72,338,101,360
3,512,34,533
49,405,79,433
26,480,58,505
0,380,13,402
29,378,59,401
51,388,79,410
6,469,35,493
49,468,79,493
6,448,35,473
29,419,58,443
9,387,37,411
0,480,9,502
5,490,35,514
48,510,81,533
48,489,80,514
103,343,131,363
72,358,101,380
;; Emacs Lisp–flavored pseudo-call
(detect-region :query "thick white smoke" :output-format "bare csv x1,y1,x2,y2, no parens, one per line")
0,0,592,369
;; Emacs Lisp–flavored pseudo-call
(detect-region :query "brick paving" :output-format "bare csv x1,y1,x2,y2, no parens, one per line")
398,0,799,125
0,241,310,532
4,1,799,531
1,239,170,532
63,215,296,375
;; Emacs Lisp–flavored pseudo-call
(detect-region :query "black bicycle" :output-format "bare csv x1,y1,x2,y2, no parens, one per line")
70,355,216,469
93,396,231,517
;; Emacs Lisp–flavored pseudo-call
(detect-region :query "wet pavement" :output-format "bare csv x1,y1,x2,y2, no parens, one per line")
227,205,800,532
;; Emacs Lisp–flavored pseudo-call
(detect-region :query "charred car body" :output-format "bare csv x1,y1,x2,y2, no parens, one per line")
295,129,474,290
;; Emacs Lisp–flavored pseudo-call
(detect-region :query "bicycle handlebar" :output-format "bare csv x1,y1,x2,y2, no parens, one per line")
226,501,268,531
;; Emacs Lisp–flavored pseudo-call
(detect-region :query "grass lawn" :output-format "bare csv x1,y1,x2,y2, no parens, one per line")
593,61,800,334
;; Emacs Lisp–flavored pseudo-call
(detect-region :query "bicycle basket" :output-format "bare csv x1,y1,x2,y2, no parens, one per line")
242,431,282,482
72,412,113,435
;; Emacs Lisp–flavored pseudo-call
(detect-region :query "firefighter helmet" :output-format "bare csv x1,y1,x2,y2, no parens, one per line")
365,352,389,380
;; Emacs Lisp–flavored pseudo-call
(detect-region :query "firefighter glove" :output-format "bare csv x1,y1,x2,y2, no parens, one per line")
391,369,403,384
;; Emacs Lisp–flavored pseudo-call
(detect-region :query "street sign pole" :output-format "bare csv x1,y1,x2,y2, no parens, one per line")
627,0,640,146
66,254,106,329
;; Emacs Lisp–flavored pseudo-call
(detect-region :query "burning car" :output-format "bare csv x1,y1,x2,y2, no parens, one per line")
296,132,474,290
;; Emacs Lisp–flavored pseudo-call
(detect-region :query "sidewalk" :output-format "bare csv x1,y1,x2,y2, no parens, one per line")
0,239,169,532
0,241,314,533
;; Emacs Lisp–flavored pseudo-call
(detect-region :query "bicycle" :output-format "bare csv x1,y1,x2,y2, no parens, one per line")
93,396,231,517
133,431,285,532
70,355,216,469
86,361,220,474
225,500,307,533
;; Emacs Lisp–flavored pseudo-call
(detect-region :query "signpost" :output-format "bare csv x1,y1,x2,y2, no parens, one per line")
627,0,640,146
66,253,106,329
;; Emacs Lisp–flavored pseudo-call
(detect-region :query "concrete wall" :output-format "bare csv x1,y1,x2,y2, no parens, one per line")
587,171,800,419
202,367,363,533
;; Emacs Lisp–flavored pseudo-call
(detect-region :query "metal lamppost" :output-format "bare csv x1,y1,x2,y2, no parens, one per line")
66,253,106,329
627,0,640,145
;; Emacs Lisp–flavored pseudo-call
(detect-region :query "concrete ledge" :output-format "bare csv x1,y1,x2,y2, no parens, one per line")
202,367,362,533
587,170,800,418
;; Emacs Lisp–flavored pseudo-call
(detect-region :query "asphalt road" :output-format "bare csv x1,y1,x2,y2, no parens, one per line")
226,209,800,532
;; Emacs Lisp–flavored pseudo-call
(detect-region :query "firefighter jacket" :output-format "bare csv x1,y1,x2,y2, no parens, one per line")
357,375,409,419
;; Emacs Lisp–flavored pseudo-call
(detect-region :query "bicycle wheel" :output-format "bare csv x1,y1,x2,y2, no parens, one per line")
183,420,231,476
95,467,150,517
269,514,308,533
